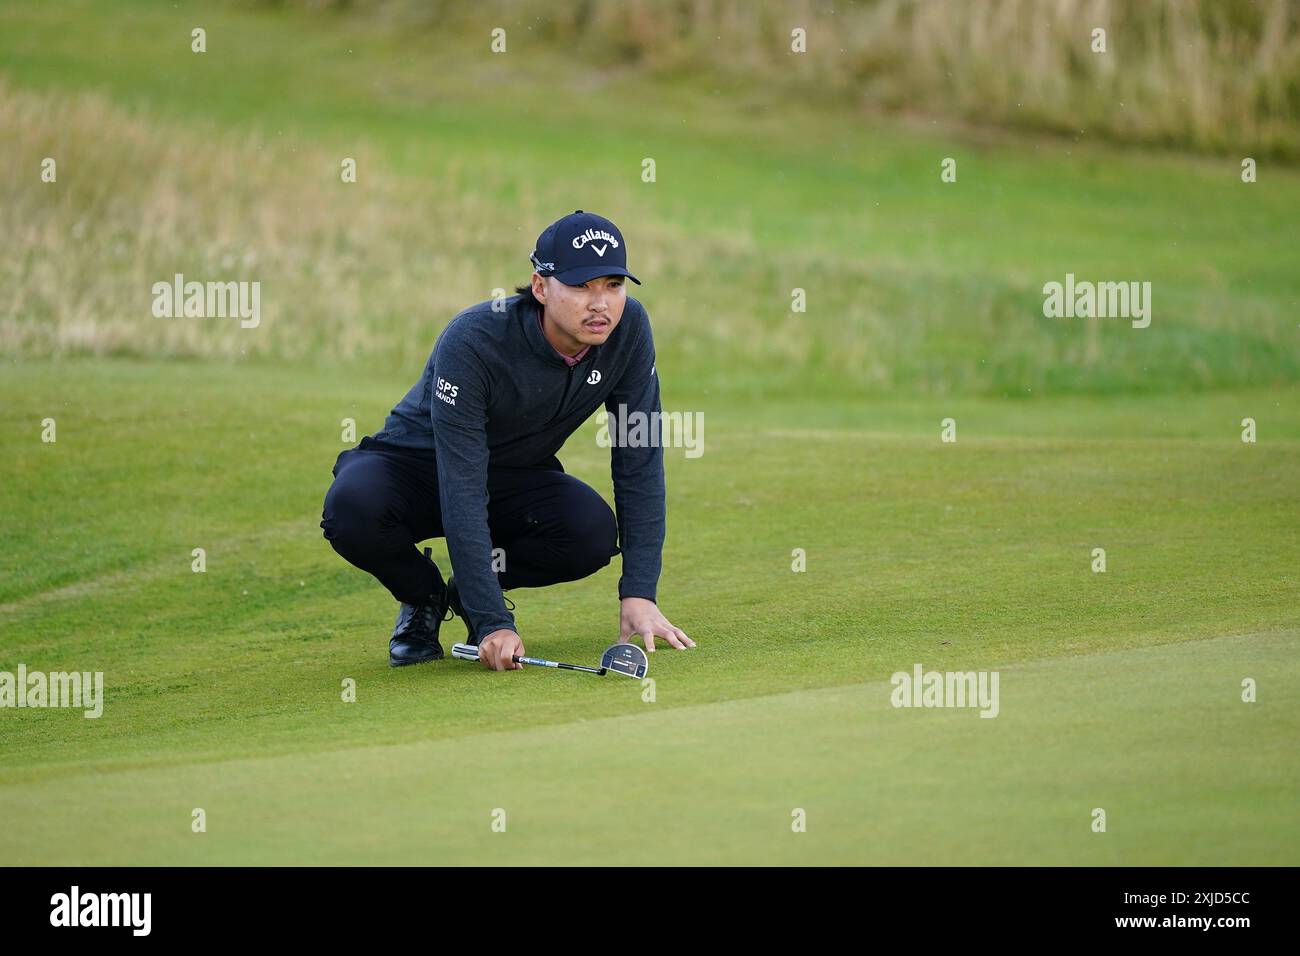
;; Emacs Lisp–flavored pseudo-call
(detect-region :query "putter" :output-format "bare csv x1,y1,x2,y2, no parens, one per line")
451,642,649,679
451,643,606,675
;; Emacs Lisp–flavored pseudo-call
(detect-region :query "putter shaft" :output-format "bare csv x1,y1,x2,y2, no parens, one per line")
514,655,605,675
451,643,604,675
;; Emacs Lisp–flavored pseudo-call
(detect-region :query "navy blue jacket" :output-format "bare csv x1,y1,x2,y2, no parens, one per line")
370,294,665,640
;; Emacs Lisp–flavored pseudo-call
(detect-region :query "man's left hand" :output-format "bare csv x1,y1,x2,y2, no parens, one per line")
619,597,695,652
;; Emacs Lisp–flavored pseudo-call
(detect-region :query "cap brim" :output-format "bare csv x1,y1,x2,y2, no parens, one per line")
554,265,641,286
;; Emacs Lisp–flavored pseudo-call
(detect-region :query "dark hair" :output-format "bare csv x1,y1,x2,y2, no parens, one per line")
515,281,541,306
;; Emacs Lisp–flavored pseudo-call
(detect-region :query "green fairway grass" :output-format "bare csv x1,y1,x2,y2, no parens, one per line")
1,0,1298,865
2,361,1297,863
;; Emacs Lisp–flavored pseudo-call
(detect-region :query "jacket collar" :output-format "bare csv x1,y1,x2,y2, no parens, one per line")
518,294,598,368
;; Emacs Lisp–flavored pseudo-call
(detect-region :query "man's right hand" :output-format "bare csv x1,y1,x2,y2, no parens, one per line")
477,629,524,671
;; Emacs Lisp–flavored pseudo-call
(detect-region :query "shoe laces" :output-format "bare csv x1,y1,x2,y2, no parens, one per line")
416,602,442,630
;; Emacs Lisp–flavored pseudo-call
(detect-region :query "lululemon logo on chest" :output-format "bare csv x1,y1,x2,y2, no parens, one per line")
586,369,602,385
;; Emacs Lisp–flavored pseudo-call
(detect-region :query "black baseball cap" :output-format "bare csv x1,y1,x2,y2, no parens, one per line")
530,210,641,286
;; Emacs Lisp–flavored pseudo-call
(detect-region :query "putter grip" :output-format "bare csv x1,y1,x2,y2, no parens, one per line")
453,645,548,669
515,656,559,668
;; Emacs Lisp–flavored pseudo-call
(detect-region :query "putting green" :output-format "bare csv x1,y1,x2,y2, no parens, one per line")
0,630,1293,865
2,360,1297,864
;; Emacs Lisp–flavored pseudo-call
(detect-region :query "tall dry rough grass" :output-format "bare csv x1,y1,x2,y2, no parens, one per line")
0,81,539,366
271,0,1300,157
0,82,764,373
4,79,1295,394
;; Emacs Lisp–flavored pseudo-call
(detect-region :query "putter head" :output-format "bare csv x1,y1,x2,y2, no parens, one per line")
600,643,648,679
451,643,480,662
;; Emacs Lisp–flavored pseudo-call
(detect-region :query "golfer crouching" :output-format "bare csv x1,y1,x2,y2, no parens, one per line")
320,210,694,670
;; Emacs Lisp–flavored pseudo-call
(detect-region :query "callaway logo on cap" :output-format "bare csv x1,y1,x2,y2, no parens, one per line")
530,210,641,286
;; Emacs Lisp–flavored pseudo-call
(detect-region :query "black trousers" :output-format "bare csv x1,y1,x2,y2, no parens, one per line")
320,437,620,608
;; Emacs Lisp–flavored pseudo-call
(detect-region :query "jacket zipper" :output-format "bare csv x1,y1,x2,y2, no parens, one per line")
552,362,575,422
550,344,599,423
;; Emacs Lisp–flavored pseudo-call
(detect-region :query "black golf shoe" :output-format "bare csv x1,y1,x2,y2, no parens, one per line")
445,575,513,647
389,548,450,667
